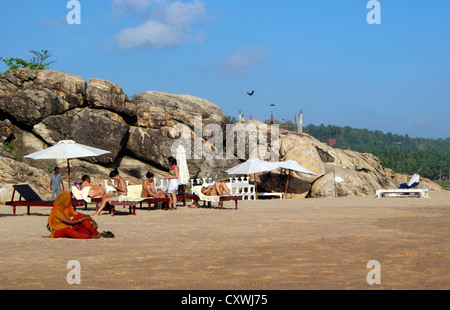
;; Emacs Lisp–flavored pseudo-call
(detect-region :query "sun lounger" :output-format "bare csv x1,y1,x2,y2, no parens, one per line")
110,200,137,216
192,186,241,210
72,185,139,215
126,184,171,211
375,188,429,198
128,184,199,211
376,174,429,198
126,185,145,203
106,184,147,216
71,185,103,210
6,184,84,216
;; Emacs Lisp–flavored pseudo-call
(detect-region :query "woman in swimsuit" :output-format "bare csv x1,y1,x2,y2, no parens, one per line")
141,172,166,198
165,157,179,210
81,175,107,198
201,181,231,196
93,169,127,216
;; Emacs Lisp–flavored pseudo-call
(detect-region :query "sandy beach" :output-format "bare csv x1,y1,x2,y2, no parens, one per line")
0,192,449,290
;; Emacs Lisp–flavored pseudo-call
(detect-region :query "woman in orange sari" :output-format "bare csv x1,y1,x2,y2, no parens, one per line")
48,192,102,239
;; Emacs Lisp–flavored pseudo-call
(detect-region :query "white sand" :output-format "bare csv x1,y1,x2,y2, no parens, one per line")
0,192,449,290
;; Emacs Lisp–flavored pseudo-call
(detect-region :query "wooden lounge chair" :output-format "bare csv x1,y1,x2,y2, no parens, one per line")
177,192,200,206
72,185,137,216
127,184,171,211
6,184,84,216
192,186,242,210
108,185,144,216
128,184,201,211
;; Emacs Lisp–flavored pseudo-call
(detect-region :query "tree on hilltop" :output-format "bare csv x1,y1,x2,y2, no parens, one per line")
1,50,56,75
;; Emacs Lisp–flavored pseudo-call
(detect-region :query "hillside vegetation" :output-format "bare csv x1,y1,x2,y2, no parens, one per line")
303,124,449,181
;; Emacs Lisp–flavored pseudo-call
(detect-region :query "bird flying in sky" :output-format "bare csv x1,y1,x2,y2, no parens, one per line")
247,90,254,96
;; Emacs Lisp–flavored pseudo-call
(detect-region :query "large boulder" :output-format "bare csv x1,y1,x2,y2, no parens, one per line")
265,131,397,198
0,69,86,126
127,91,234,177
32,108,130,165
0,156,51,202
87,78,137,121
310,167,379,198
33,70,87,107
228,119,282,161
126,125,173,168
279,133,325,183
132,91,229,129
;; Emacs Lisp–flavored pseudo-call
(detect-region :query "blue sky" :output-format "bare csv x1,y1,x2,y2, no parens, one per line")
1,0,449,139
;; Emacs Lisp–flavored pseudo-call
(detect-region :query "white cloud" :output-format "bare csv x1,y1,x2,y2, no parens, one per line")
218,46,271,76
115,0,208,49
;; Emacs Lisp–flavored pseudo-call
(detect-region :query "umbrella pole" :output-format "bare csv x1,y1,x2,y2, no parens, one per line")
183,185,186,206
284,170,291,197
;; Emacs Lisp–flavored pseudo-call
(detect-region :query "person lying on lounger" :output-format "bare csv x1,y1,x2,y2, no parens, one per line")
141,172,166,198
81,175,107,198
201,181,232,196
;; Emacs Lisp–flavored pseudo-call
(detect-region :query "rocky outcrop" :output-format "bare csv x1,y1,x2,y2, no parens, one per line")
126,91,234,177
0,68,236,201
0,68,443,202
86,78,137,121
0,157,50,199
248,123,443,198
32,108,130,165
0,69,86,127
281,133,395,198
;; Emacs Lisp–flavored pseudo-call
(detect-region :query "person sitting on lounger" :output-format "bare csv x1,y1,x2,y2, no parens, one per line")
93,169,128,216
141,172,166,198
48,192,106,239
399,174,420,189
201,181,232,196
81,175,107,198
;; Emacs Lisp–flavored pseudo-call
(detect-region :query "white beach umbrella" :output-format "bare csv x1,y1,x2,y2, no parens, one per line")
276,160,318,176
176,145,190,205
226,158,280,199
176,145,190,185
225,158,280,175
24,139,110,190
275,160,318,196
